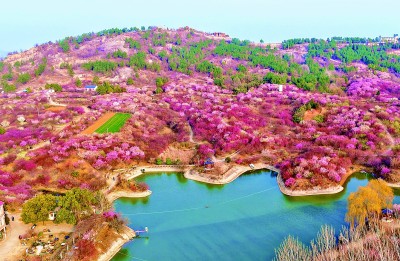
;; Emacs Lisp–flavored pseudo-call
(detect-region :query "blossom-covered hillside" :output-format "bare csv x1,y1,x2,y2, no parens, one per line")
1,26,400,204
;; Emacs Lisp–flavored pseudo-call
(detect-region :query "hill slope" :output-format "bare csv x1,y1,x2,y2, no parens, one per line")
1,26,400,204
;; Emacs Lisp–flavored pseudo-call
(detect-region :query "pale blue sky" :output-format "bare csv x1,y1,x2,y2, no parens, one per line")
0,0,399,55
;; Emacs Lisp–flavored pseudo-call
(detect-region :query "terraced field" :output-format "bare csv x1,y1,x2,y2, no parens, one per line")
95,113,131,133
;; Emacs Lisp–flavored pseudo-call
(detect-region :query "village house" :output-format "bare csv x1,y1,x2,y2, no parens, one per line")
0,201,6,238
380,34,399,44
84,85,97,92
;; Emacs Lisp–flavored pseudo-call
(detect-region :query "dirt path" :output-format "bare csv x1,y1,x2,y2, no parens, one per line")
188,122,200,144
211,150,240,163
381,121,395,156
81,112,115,135
102,173,120,194
48,96,66,107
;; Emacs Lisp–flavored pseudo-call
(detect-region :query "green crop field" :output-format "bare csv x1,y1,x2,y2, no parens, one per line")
95,113,131,133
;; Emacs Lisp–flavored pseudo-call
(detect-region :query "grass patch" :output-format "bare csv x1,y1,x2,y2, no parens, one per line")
95,113,131,133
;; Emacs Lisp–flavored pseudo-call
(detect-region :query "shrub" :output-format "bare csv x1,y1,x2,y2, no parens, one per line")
96,81,126,95
129,52,146,69
313,114,324,123
263,72,287,84
82,60,117,73
125,38,141,49
45,83,63,92
237,64,248,73
112,49,127,58
155,158,163,165
17,73,31,84
126,77,134,85
1,81,16,92
75,239,98,260
75,78,82,87
34,58,47,77
155,76,168,88
59,39,70,52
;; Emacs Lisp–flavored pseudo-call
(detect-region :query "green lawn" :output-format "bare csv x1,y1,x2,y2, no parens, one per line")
95,113,131,134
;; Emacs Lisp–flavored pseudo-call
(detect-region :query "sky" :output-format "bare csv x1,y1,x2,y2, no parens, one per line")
0,0,399,56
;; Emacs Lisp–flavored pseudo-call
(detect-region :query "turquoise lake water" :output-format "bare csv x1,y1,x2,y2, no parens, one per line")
112,171,400,261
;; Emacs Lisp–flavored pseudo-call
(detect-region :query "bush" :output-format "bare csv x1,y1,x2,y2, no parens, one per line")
82,60,117,73
293,100,319,123
125,38,141,49
1,81,16,92
129,52,146,69
112,49,127,58
313,114,324,123
34,58,47,77
155,158,163,165
93,76,100,85
17,73,31,84
59,39,70,53
2,73,13,81
96,81,126,95
155,76,168,88
126,77,134,85
75,239,98,260
263,72,287,84
237,64,248,73
45,83,62,92
75,78,82,87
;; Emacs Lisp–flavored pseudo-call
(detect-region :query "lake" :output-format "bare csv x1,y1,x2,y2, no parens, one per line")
112,170,400,261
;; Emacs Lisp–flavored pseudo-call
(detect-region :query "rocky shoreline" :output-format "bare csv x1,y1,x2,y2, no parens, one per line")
107,189,152,203
97,225,136,261
276,172,344,196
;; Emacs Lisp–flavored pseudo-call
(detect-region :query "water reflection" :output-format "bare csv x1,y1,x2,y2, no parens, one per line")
113,170,400,261
118,196,150,205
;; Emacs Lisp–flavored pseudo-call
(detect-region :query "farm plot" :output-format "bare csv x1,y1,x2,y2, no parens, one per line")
95,113,131,133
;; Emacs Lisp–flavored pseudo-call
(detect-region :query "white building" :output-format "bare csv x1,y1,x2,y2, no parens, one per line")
0,201,6,238
85,85,98,92
380,34,399,44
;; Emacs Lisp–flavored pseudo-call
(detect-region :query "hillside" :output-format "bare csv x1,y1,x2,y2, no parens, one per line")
1,26,400,205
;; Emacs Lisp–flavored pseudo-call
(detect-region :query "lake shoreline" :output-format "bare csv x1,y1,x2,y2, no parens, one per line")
122,164,357,197
97,225,136,261
107,190,152,203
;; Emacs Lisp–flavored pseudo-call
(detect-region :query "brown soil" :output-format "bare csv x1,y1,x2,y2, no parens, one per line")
303,107,326,121
46,106,66,112
80,112,115,135
340,165,363,186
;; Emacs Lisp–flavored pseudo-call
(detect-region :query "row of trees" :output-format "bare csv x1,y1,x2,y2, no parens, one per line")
21,188,103,225
125,38,141,49
82,60,117,73
96,81,126,95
